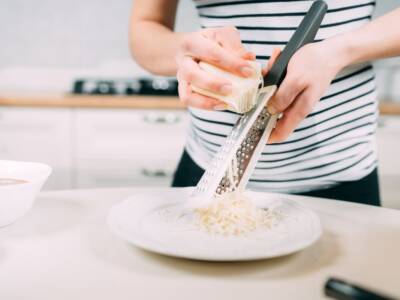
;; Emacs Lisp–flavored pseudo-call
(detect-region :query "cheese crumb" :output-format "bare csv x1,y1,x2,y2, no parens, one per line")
195,190,279,236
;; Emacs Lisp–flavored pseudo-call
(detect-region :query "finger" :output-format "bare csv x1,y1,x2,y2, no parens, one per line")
187,91,227,110
200,28,256,61
178,56,233,95
268,89,316,143
262,47,282,76
202,27,242,52
202,27,246,56
182,34,254,77
215,27,248,56
177,74,226,110
241,51,256,60
219,30,256,60
267,73,307,115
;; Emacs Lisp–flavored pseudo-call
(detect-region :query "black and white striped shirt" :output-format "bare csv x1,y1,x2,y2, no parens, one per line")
186,0,378,193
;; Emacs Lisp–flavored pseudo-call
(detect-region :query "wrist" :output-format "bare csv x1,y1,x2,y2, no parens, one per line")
321,33,356,71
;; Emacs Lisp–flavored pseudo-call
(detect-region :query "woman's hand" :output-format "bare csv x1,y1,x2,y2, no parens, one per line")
267,40,347,143
176,27,257,110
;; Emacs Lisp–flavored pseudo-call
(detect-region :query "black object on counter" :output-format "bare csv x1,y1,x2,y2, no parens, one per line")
72,78,178,96
325,278,397,300
72,79,85,94
139,78,178,96
92,81,117,95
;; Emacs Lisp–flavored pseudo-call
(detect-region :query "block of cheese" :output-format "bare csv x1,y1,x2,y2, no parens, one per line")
191,61,262,113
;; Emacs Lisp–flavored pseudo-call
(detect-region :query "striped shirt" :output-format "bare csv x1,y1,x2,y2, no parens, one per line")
186,0,378,193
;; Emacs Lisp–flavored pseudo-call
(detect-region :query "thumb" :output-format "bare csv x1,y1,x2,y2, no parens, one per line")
262,47,281,76
240,50,256,61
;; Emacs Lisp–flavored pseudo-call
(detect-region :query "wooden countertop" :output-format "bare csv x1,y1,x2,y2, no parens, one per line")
0,93,185,109
0,93,400,114
379,102,400,115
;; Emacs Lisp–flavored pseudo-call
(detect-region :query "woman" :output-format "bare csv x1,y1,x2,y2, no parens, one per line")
130,1,400,206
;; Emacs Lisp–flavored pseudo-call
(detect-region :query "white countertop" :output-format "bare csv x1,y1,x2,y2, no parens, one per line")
1,188,399,300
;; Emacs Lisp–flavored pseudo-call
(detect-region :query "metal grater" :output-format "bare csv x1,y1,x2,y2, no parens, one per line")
188,0,328,208
189,85,278,207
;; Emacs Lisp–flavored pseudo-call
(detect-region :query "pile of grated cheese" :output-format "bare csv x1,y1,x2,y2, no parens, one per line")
195,190,279,236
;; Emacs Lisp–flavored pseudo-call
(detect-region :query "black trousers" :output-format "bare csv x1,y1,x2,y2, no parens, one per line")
172,150,381,206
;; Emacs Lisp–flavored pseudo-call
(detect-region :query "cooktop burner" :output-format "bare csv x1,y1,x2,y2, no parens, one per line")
72,78,178,96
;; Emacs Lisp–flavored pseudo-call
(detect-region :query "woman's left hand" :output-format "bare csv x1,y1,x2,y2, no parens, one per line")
266,40,347,143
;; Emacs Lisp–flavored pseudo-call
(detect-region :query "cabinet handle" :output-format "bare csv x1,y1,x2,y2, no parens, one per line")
140,168,170,178
143,113,181,124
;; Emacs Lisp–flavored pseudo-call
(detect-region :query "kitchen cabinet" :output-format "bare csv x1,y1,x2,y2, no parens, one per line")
0,106,398,208
0,107,187,189
0,107,72,189
74,109,188,188
376,116,400,209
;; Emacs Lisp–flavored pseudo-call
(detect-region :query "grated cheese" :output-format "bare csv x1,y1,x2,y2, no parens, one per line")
195,189,279,236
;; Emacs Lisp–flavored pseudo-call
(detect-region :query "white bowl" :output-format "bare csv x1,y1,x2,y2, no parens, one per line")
0,160,52,227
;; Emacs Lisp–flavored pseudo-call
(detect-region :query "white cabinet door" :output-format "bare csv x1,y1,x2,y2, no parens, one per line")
0,107,72,189
74,109,188,188
376,116,400,209
377,116,400,176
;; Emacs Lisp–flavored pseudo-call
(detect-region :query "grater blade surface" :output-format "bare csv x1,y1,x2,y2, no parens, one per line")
189,85,277,207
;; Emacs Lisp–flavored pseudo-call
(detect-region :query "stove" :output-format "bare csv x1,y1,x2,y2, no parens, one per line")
72,78,178,96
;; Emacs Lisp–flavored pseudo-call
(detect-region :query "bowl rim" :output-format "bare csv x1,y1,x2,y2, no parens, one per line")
0,160,52,188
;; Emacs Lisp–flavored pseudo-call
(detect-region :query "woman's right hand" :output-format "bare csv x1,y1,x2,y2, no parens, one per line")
176,27,256,110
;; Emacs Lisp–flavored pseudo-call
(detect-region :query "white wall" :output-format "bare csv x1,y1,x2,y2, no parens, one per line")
0,0,398,97
0,1,199,91
0,0,198,70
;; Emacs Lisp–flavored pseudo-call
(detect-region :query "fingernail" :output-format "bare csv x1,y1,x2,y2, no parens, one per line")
268,136,276,144
242,51,256,60
247,51,256,59
214,104,228,111
240,66,254,77
267,104,277,115
219,84,232,95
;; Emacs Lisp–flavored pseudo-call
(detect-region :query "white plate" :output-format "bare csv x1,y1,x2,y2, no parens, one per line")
107,187,322,261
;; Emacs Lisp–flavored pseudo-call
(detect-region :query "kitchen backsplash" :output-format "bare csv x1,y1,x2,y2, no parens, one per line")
0,0,198,69
0,0,399,100
0,0,199,93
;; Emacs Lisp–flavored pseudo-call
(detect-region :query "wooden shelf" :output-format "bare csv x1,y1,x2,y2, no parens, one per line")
0,93,184,110
379,102,400,115
1,93,400,114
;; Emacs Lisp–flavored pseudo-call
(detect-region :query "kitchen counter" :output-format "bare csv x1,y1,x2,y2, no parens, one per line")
0,188,399,300
0,93,185,109
1,93,400,114
379,102,400,115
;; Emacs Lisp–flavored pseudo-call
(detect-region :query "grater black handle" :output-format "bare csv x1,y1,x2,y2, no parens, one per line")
263,0,328,87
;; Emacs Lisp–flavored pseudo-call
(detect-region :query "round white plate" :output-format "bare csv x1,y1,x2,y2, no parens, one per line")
107,187,322,261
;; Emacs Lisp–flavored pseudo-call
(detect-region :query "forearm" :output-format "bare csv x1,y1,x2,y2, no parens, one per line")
129,0,183,76
130,21,184,76
326,7,400,68
266,7,400,142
